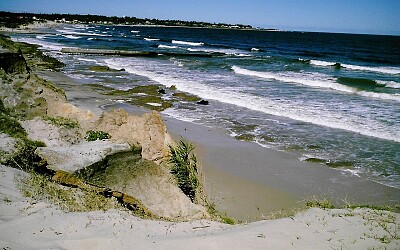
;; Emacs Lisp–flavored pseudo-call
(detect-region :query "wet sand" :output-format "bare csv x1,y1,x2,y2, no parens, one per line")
164,117,400,221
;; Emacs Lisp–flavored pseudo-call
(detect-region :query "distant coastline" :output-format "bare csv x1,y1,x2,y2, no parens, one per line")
0,11,279,31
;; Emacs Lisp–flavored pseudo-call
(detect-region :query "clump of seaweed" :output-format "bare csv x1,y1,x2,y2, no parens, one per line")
168,139,199,202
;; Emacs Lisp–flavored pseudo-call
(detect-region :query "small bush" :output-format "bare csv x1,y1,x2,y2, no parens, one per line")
85,130,111,141
168,139,199,202
306,197,335,209
7,139,47,172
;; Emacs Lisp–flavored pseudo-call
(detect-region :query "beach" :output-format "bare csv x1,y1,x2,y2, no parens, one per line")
1,21,399,249
37,70,400,222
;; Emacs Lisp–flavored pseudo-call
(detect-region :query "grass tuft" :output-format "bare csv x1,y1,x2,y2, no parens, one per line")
85,130,111,141
168,139,199,202
19,171,119,212
44,116,80,129
306,197,335,209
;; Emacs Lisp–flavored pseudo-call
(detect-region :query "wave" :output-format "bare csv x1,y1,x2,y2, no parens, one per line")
56,29,112,37
172,40,204,46
310,60,339,67
158,45,179,49
376,80,400,89
232,66,357,93
130,30,140,33
144,38,160,41
62,35,82,39
76,57,98,63
308,59,400,75
251,48,260,52
15,37,67,52
357,91,400,102
341,63,400,75
232,66,400,102
104,58,400,142
187,47,249,57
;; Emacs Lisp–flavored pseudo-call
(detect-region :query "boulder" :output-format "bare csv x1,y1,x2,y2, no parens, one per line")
92,109,173,163
36,140,131,172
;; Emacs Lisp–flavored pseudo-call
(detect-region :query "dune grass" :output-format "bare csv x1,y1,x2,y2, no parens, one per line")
168,139,199,202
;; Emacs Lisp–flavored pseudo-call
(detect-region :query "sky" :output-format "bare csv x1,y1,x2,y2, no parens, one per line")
1,0,399,35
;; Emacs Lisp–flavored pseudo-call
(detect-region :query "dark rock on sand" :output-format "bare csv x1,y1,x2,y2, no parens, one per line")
197,100,209,105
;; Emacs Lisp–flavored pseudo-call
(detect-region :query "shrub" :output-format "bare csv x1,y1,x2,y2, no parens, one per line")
85,130,111,141
168,139,199,202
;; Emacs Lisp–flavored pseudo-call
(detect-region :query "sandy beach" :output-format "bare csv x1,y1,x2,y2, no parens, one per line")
1,22,399,249
38,71,400,221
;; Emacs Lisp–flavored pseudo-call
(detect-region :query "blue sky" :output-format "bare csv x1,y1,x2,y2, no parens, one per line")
1,0,399,35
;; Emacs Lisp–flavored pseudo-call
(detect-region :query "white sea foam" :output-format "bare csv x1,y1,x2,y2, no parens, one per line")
144,38,160,41
76,57,98,63
56,29,111,37
251,48,260,51
172,40,204,46
131,30,140,33
15,37,67,52
357,91,400,102
62,35,82,39
309,59,400,75
158,45,179,49
187,47,250,56
232,66,400,102
310,60,336,67
341,64,400,75
232,66,357,93
146,102,162,107
376,80,400,89
104,58,400,142
87,38,95,40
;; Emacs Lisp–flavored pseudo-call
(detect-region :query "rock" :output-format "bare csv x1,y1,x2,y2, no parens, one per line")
36,140,131,172
92,109,172,163
157,88,166,94
77,150,208,220
197,100,209,105
20,118,81,147
0,50,29,74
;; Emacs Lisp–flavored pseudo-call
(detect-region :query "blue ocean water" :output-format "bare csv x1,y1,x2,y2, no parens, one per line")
13,25,400,188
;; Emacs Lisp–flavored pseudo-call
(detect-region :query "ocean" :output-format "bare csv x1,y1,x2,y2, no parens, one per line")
13,24,400,188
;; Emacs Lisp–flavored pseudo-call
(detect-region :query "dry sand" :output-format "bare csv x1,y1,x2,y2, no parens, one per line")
1,165,399,249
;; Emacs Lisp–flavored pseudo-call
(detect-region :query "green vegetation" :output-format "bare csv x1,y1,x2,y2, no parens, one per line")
221,216,236,225
0,100,27,139
305,197,335,209
168,139,199,202
172,92,201,102
44,116,79,129
89,65,124,72
346,204,400,213
19,171,119,212
235,133,256,142
85,130,111,141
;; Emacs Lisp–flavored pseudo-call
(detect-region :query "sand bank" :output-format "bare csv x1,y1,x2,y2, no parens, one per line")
1,165,399,249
